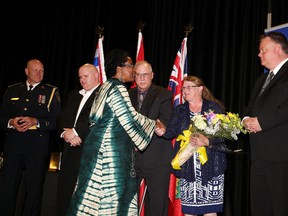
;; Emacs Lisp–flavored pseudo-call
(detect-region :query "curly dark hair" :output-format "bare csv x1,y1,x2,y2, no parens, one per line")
104,49,130,78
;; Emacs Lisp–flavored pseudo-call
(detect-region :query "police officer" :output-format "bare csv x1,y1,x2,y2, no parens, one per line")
0,59,62,216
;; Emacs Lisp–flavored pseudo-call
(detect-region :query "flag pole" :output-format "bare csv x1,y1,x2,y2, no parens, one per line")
137,20,145,33
94,25,106,83
96,25,104,39
136,20,147,216
136,20,145,62
184,23,193,37
167,24,193,216
138,179,147,215
131,20,145,89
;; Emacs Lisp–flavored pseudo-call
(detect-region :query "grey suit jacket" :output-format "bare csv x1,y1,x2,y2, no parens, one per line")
129,83,173,168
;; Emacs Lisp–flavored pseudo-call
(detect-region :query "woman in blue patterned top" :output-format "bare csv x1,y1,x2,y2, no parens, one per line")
156,76,227,216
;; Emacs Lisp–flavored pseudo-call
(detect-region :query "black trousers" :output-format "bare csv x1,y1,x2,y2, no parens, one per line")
136,164,171,216
250,159,288,216
57,145,82,216
0,152,48,216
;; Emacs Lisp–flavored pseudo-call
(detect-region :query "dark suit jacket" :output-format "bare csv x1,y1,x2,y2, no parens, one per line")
58,86,100,165
244,60,288,161
0,82,62,155
129,83,173,168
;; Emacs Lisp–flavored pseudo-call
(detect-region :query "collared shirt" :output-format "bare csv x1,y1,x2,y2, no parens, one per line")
271,58,288,76
60,84,100,138
26,81,40,91
73,85,100,134
242,58,288,122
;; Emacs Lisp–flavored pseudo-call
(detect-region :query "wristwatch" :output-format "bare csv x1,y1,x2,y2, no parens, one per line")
36,119,40,128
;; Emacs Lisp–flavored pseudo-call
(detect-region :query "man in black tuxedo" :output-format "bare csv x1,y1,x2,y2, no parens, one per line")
243,31,288,216
0,59,62,216
56,63,100,216
128,60,173,216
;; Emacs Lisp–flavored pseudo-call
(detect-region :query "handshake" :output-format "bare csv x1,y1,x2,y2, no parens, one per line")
155,119,166,136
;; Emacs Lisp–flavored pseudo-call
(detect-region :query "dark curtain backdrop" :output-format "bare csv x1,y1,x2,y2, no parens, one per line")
0,1,287,216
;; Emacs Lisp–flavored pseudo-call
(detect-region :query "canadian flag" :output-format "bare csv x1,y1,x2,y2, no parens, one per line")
136,30,146,216
136,31,145,62
131,31,144,88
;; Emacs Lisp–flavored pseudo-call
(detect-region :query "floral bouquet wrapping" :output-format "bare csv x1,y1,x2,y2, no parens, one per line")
171,110,247,170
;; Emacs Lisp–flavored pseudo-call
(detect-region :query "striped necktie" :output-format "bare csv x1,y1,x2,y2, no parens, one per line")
259,71,274,95
138,92,145,110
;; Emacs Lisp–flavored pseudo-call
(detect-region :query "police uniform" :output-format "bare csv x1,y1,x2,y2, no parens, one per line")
0,82,62,216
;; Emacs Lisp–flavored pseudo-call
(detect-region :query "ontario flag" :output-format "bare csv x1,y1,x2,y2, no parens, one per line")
131,31,145,89
93,36,106,84
167,36,188,216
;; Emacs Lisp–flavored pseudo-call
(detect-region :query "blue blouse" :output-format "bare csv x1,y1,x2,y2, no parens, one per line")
164,99,227,185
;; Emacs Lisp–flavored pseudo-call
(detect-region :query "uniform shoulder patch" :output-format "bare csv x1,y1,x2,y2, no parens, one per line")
8,82,24,88
46,83,58,89
55,91,61,102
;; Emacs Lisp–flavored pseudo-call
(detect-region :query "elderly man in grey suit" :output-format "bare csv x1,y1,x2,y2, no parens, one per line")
128,60,173,216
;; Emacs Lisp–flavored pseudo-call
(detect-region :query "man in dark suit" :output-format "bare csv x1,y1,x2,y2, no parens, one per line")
128,60,173,216
56,63,100,216
243,31,288,216
0,59,62,216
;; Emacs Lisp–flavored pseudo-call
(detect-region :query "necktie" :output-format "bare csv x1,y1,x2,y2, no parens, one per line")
28,85,33,91
138,92,145,110
259,71,274,95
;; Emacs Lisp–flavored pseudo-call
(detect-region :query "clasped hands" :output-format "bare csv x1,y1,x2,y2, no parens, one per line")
242,117,262,133
62,128,82,147
9,116,37,132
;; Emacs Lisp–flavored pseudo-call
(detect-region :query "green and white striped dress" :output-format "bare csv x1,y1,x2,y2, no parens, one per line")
67,78,156,216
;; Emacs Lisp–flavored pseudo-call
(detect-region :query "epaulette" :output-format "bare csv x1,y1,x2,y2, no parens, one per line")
46,83,58,89
7,82,24,88
46,84,61,111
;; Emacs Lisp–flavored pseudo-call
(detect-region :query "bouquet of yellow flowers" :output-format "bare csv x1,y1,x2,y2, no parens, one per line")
171,110,247,170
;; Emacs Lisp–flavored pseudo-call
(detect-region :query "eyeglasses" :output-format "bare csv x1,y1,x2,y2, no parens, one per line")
121,63,134,68
134,73,151,79
181,85,199,91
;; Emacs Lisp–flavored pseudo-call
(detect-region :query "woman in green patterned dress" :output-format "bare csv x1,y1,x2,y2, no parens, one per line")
67,49,156,215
